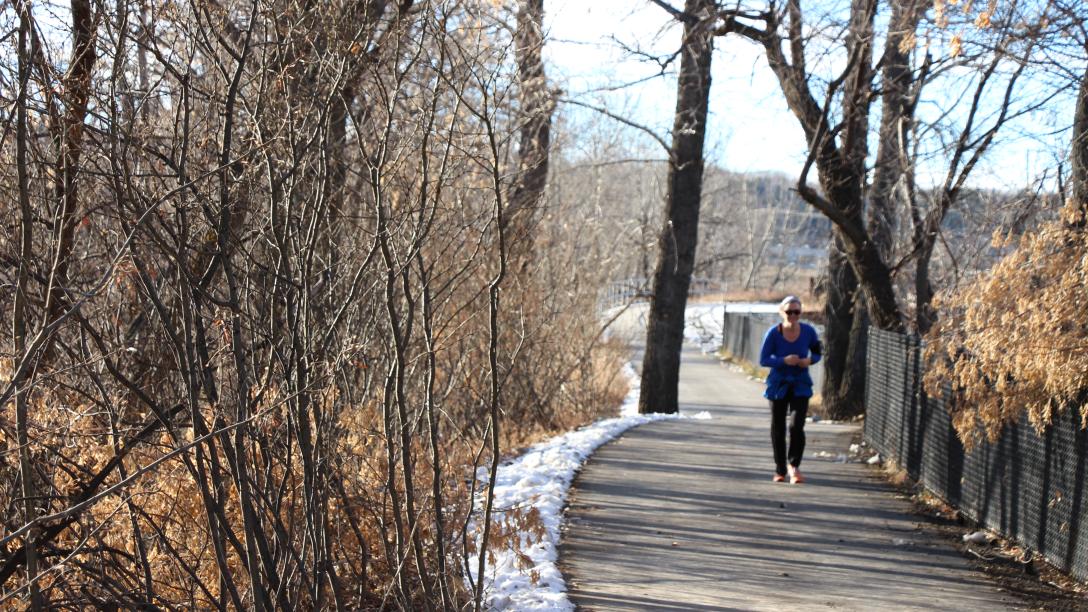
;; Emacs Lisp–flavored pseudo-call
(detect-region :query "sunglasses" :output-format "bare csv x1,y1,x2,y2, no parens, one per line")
784,310,801,316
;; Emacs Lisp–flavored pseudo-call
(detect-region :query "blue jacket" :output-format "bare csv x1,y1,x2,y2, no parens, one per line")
759,322,822,400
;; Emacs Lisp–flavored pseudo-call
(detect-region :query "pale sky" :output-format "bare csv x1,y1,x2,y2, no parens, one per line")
544,0,1074,192
545,0,809,176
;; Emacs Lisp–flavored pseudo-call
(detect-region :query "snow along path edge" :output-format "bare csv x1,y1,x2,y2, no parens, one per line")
466,362,711,611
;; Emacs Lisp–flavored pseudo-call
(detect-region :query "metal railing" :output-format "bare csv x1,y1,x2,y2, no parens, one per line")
598,277,725,314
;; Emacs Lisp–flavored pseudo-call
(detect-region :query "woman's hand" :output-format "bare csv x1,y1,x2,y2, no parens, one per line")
784,355,811,367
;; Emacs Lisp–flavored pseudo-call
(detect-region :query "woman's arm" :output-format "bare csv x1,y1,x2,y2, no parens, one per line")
759,327,781,368
807,325,823,365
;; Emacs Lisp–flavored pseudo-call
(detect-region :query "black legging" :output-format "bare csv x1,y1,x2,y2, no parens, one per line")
770,393,808,476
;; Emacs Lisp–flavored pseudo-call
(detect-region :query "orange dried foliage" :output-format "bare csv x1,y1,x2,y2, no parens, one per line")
924,201,1088,449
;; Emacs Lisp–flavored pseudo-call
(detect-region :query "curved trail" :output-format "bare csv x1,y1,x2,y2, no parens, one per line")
559,305,1021,611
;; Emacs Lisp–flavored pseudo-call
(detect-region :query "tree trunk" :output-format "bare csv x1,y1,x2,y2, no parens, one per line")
639,0,713,414
44,0,95,325
820,235,868,419
14,4,42,607
869,0,925,263
506,0,554,257
1071,60,1088,224
914,241,936,334
870,0,926,332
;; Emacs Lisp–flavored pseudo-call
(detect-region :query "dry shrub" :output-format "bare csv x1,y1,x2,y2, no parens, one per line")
924,201,1088,449
0,301,625,608
497,278,631,450
0,0,637,606
0,161,625,611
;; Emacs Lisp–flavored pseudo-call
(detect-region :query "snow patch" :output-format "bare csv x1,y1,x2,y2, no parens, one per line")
467,306,726,610
466,365,681,610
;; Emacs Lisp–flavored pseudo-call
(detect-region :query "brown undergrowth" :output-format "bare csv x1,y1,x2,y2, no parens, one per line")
0,269,628,609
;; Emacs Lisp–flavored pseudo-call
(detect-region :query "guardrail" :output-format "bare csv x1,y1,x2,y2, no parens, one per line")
598,277,725,313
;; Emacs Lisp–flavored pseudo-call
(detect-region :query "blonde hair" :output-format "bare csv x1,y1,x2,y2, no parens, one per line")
778,295,802,311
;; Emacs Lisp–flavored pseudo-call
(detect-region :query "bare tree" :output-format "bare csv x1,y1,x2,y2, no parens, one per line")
0,1,622,608
639,0,716,414
716,0,1046,416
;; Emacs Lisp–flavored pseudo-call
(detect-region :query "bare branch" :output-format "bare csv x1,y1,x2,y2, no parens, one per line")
559,97,672,155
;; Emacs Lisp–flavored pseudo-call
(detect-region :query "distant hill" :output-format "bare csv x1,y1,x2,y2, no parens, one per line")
550,155,1058,296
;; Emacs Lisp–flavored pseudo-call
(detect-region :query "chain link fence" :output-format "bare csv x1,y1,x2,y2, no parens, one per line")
864,327,1088,582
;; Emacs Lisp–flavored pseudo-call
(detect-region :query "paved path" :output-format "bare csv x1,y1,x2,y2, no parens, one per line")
559,306,1022,611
